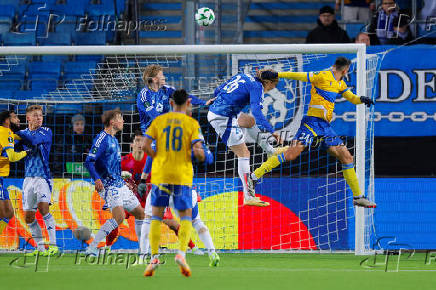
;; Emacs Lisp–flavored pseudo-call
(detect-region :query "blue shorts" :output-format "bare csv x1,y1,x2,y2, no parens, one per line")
0,177,9,201
151,184,192,211
294,116,343,149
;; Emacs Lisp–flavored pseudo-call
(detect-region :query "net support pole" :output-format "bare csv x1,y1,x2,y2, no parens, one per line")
355,44,367,255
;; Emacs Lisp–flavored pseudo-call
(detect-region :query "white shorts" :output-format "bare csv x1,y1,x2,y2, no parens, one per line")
23,177,53,211
144,189,200,220
207,111,245,147
100,184,140,212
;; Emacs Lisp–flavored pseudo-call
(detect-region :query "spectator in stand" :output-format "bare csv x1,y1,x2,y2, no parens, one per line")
306,6,351,43
65,114,92,163
368,0,399,44
389,16,415,45
355,32,371,45
336,0,375,22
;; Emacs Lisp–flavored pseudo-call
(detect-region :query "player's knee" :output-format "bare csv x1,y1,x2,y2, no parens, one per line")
193,219,207,233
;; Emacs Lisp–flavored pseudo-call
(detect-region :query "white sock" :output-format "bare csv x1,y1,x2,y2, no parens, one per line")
134,219,143,252
140,218,151,254
238,157,252,200
193,219,215,255
246,126,274,155
42,213,56,246
90,218,118,248
28,220,45,251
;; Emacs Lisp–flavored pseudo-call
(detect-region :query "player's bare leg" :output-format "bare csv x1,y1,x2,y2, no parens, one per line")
174,208,192,277
163,218,203,255
229,142,269,207
144,206,165,277
328,145,376,208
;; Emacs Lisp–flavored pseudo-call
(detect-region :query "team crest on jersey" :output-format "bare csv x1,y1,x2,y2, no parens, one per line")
8,137,13,143
238,56,305,140
92,147,98,154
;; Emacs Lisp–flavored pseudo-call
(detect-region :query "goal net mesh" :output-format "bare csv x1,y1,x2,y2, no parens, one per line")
0,49,378,253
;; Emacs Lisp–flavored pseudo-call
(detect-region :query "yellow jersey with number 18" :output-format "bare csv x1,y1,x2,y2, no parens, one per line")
145,112,203,185
0,126,15,177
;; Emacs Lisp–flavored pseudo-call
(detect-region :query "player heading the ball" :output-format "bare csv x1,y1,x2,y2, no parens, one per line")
248,57,376,208
143,89,205,277
208,69,287,207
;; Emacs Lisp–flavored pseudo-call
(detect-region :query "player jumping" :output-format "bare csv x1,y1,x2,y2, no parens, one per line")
207,69,284,207
0,110,28,235
16,105,58,256
84,109,145,256
143,89,205,277
249,57,376,208
136,64,214,196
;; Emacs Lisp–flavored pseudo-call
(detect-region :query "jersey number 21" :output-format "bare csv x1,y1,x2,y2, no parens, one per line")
163,126,183,151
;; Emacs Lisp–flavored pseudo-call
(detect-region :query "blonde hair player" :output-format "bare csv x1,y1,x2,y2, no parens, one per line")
16,105,59,256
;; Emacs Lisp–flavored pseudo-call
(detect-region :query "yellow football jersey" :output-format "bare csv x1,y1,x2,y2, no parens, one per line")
145,112,203,185
0,126,15,177
306,70,349,123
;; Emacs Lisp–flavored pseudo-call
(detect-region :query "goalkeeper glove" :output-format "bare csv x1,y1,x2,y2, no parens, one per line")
137,179,148,198
360,96,374,107
260,70,278,80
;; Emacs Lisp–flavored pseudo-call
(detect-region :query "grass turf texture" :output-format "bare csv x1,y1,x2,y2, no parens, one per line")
1,253,436,290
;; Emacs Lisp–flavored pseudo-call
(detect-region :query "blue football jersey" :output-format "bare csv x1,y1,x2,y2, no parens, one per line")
209,73,274,133
137,85,206,133
17,127,52,180
85,131,124,188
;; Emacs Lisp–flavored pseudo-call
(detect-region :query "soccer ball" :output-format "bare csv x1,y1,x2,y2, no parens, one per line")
73,226,91,241
195,7,215,26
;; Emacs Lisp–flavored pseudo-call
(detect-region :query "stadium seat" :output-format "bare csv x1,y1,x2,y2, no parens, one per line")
28,61,62,79
29,79,58,91
0,0,19,6
0,80,23,90
63,61,97,80
14,90,47,100
73,31,106,45
0,23,10,35
0,90,14,99
2,31,36,45
0,5,15,18
39,32,72,45
16,14,50,38
51,2,85,16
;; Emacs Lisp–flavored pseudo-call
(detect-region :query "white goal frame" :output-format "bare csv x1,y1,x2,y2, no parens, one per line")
0,44,369,255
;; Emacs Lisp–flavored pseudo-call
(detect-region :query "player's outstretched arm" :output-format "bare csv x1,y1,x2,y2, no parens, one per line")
5,148,27,162
343,90,375,107
261,70,309,82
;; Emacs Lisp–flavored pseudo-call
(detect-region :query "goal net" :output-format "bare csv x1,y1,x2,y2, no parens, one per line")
0,44,378,254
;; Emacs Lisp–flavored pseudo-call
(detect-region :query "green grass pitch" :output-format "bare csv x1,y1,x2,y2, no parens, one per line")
1,253,436,290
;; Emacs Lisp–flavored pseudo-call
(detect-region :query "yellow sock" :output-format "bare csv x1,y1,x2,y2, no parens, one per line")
178,218,192,254
150,218,162,256
254,153,285,179
0,219,8,235
342,164,362,197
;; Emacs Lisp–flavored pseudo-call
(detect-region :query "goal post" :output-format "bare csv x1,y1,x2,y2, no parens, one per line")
0,44,376,255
